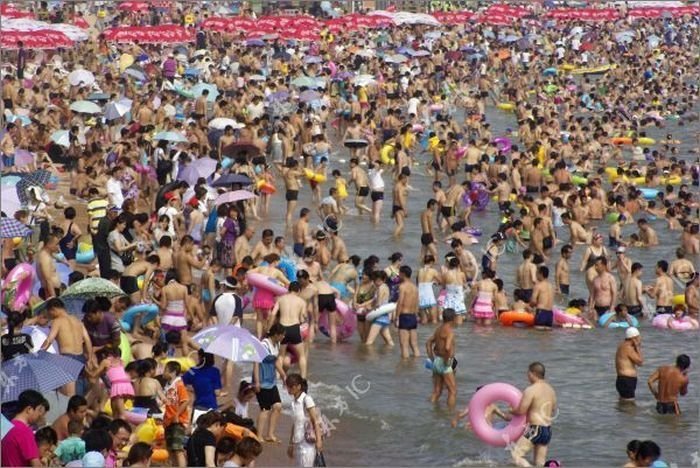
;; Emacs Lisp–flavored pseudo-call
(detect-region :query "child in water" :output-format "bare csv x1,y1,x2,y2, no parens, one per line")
450,386,511,430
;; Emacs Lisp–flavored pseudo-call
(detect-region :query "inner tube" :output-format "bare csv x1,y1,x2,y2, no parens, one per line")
496,102,515,112
120,303,159,332
611,137,633,145
639,187,660,200
303,168,327,183
1,262,34,311
256,179,276,194
469,383,527,447
246,272,288,296
277,257,297,282
344,139,369,149
318,299,357,341
160,356,196,372
636,137,656,146
120,332,133,364
365,302,397,322
543,67,557,77
598,312,639,329
493,137,512,153
76,246,95,264
673,294,686,306
499,311,534,327
553,308,586,327
571,175,588,186
606,212,621,224
652,314,698,331
151,449,169,463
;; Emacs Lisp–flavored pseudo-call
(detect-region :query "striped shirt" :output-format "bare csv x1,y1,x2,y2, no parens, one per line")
87,197,108,234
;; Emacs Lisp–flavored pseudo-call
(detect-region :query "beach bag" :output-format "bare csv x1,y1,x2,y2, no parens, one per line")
303,396,333,443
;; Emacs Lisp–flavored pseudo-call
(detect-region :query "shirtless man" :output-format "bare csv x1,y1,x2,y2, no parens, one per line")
510,362,557,467
555,244,572,297
637,219,659,246
615,327,643,401
589,257,617,318
562,212,591,245
648,354,691,415
523,160,544,193
612,246,632,285
41,298,94,396
173,235,205,287
395,266,420,359
121,254,159,303
157,236,174,271
329,231,349,264
425,309,457,408
292,208,311,258
442,182,467,229
276,159,304,226
516,249,538,304
269,281,308,378
37,234,62,299
686,273,699,319
251,229,275,264
234,226,255,263
450,239,479,284
622,263,645,318
296,270,319,343
349,158,371,215
420,199,439,261
645,260,674,315
530,266,554,329
669,248,696,284
299,247,322,282
432,181,448,231
417,255,441,324
392,173,409,237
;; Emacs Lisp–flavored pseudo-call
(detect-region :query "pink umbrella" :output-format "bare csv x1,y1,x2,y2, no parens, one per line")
214,190,257,206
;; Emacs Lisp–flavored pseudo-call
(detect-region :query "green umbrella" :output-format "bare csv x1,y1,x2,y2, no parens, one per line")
61,278,126,300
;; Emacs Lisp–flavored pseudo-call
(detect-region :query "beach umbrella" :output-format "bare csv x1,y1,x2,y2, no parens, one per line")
502,35,519,43
353,48,375,58
0,218,32,239
214,190,257,205
384,54,408,63
1,415,13,440
124,66,147,81
6,115,31,127
68,69,95,86
154,131,189,143
69,100,101,114
248,74,266,82
221,141,260,159
21,326,58,354
245,39,265,47
210,173,252,187
192,325,267,363
298,90,321,103
1,186,22,216
104,100,131,121
290,76,315,88
352,74,377,87
61,278,125,300
178,157,218,184
208,118,244,130
615,31,635,43
303,55,323,64
86,92,110,101
265,91,290,103
191,83,220,101
1,351,85,401
1,175,22,187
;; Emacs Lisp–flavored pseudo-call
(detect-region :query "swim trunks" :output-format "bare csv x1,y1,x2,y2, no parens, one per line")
120,276,139,295
524,424,552,445
392,205,404,217
626,305,643,317
616,375,637,399
656,305,673,315
534,309,553,327
525,185,540,193
256,386,282,411
282,324,303,345
432,356,454,376
421,233,434,246
656,401,678,415
594,305,611,317
464,163,478,173
357,186,369,197
318,293,337,313
559,284,570,295
440,206,454,219
543,236,553,250
398,314,418,330
293,242,305,257
371,191,384,202
285,190,299,201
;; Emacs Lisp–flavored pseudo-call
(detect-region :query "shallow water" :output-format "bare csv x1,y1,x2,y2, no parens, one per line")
247,96,699,465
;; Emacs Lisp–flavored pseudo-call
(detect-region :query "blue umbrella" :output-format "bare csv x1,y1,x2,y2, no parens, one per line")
154,131,189,143
299,90,321,103
210,173,252,187
1,414,13,440
87,92,110,101
184,68,201,77
265,91,290,103
191,83,220,101
1,351,85,401
245,39,265,47
502,35,519,43
124,67,147,81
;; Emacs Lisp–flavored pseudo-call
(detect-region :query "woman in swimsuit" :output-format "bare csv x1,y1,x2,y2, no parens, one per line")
353,271,376,343
160,269,197,353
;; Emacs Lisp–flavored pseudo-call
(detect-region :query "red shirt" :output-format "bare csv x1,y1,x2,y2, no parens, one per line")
1,419,40,467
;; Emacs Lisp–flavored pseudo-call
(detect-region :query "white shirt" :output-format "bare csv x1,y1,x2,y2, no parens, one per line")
290,392,315,444
407,97,420,116
157,206,178,238
106,177,124,208
214,291,242,326
368,168,384,191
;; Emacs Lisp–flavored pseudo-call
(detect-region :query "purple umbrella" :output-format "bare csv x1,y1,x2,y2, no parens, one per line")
1,186,23,216
333,71,354,81
265,91,290,103
1,351,85,401
245,39,265,47
177,165,201,186
214,190,257,206
299,90,321,103
303,55,323,64
192,325,267,362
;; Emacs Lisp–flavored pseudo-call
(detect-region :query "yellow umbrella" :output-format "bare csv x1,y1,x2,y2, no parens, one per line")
119,53,134,74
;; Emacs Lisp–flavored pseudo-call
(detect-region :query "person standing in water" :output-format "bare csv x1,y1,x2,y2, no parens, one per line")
615,327,644,401
426,309,457,408
648,354,691,415
510,362,557,467
395,265,420,359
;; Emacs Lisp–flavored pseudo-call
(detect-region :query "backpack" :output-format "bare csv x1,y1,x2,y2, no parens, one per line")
303,395,333,443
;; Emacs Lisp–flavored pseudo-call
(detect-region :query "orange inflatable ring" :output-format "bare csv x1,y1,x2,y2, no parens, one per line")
224,423,261,442
611,137,633,145
499,311,535,327
151,449,169,463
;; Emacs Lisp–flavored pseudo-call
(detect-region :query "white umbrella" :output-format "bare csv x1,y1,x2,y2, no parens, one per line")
104,99,132,120
50,130,70,147
69,100,101,114
208,118,245,130
68,70,95,86
352,74,377,87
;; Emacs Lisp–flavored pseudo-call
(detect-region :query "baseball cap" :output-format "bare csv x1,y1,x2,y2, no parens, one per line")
625,327,640,339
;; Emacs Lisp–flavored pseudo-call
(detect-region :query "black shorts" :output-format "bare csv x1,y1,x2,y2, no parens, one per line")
293,243,305,257
281,324,302,345
318,293,336,312
371,191,384,202
498,201,511,212
534,309,553,327
3,258,17,272
656,401,678,415
398,314,418,330
440,206,454,218
120,276,139,295
594,305,611,317
256,386,281,411
524,424,552,446
285,190,299,201
616,375,637,399
421,233,434,246
392,205,404,217
464,163,478,173
559,284,570,295
627,305,643,317
191,112,205,120
656,305,673,315
525,185,540,193
543,236,553,250
357,186,369,197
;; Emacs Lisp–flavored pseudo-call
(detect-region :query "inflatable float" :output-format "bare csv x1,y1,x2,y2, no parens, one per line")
598,312,639,329
319,299,357,341
468,383,526,447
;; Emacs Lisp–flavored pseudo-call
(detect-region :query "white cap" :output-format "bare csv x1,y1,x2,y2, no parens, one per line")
625,327,640,339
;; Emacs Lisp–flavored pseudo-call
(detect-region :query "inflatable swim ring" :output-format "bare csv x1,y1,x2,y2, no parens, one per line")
493,137,512,153
652,314,698,331
659,176,681,186
151,449,169,463
365,302,397,322
606,212,621,224
469,383,527,447
636,137,656,146
120,332,132,364
120,303,159,332
553,308,586,327
598,312,639,329
612,137,633,145
303,169,327,183
76,242,95,264
344,139,369,149
639,187,660,200
256,179,276,194
277,257,297,282
571,175,588,186
318,299,357,341
543,67,557,77
673,295,685,306
1,262,34,311
499,311,535,327
246,272,288,296
496,102,515,112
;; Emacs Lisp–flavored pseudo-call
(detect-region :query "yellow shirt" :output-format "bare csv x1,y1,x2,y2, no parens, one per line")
358,87,368,103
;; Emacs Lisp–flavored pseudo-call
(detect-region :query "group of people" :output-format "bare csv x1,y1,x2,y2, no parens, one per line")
1,1,699,467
